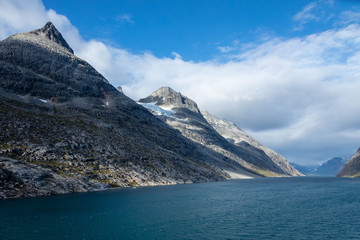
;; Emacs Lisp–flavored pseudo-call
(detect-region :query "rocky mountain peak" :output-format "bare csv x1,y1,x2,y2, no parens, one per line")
139,86,200,113
116,86,123,93
29,22,74,54
0,21,113,102
152,86,178,95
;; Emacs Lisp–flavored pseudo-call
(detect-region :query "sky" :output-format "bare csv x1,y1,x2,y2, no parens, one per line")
1,0,360,165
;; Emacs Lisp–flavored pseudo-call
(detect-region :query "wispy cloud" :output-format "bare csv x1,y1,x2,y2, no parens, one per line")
292,0,334,31
218,40,239,53
339,10,360,25
218,46,235,53
115,13,134,24
293,2,319,30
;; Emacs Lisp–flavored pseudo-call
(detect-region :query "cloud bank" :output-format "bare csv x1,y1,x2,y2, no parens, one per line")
1,0,360,164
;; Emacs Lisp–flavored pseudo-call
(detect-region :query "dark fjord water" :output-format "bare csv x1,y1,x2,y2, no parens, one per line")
1,177,360,240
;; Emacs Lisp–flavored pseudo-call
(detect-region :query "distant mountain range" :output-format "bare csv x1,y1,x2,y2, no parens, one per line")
0,22,301,199
290,163,318,176
291,156,351,176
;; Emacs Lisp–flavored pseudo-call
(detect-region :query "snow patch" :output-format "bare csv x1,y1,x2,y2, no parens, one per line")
39,99,47,103
224,170,258,179
137,102,176,118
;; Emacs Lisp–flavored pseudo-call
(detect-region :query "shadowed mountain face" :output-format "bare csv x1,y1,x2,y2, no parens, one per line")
338,148,360,177
139,87,302,177
316,157,349,176
290,163,318,176
0,23,244,199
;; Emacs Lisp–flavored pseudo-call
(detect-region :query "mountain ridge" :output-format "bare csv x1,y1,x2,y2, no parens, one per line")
139,87,302,177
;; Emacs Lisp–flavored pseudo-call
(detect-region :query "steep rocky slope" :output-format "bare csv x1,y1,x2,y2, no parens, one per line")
139,87,302,177
202,111,302,176
0,23,237,199
338,148,360,177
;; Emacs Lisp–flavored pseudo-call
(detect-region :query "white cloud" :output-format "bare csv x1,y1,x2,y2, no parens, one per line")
0,0,47,38
339,10,360,25
171,51,182,60
292,0,334,31
293,2,319,27
1,0,360,164
115,13,134,24
218,46,235,53
218,39,240,53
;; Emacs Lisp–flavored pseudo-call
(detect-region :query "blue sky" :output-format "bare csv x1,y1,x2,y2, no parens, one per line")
1,0,360,165
42,0,359,61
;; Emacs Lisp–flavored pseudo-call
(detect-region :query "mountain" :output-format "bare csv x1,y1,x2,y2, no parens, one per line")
290,163,318,176
316,156,350,176
338,148,360,177
0,22,239,199
291,156,350,176
138,87,302,177
202,111,302,176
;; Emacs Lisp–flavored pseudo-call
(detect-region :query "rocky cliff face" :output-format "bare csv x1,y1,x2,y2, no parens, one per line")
338,148,360,177
0,23,236,199
139,87,302,177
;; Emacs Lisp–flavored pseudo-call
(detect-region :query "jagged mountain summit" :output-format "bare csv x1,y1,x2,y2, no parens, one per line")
141,86,200,114
139,87,302,177
338,148,360,177
0,23,242,199
31,21,74,53
8,21,74,54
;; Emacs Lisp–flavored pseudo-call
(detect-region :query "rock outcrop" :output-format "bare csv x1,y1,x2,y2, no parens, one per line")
139,87,302,177
338,148,360,177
